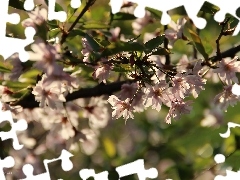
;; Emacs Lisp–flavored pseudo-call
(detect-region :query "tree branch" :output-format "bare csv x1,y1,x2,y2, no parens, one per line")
14,80,135,109
216,18,230,60
211,44,240,62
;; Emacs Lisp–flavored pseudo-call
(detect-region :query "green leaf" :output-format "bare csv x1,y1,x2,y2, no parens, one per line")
144,35,165,52
200,2,220,14
44,0,64,12
48,28,61,39
0,64,11,73
82,22,109,29
187,28,209,60
85,34,104,52
4,81,30,89
225,150,240,170
67,4,78,20
112,12,136,20
47,20,59,28
101,41,145,56
68,29,86,38
145,7,162,19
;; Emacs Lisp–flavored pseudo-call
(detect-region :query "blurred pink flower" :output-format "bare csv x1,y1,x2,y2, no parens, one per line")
22,7,47,29
165,99,192,124
93,63,112,83
214,85,240,112
212,56,240,85
132,11,153,35
28,39,62,76
165,18,187,48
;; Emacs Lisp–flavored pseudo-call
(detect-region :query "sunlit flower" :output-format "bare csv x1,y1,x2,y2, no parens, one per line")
28,39,62,76
93,63,112,83
165,18,187,48
143,81,169,112
32,76,66,110
108,95,134,120
165,99,192,124
214,85,240,112
212,56,240,85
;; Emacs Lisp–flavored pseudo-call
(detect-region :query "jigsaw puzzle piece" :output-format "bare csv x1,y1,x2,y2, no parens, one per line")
0,0,36,61
206,0,240,35
109,0,206,28
20,164,50,180
116,159,158,180
0,156,15,180
24,0,35,11
182,0,207,29
0,109,28,150
79,169,109,180
20,149,73,180
70,0,82,9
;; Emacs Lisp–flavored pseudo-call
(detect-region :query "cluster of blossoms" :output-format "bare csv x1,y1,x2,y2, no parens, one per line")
1,3,240,170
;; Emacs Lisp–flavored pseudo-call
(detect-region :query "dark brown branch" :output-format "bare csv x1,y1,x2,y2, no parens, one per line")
216,18,230,60
211,44,240,62
164,25,170,65
14,80,135,109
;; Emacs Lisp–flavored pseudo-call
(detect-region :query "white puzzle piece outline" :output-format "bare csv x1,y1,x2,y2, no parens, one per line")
109,0,240,35
213,122,240,179
0,156,15,180
20,149,74,180
0,102,28,150
116,159,158,180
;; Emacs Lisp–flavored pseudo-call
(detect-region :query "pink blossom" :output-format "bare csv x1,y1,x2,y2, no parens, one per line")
28,39,62,76
185,74,206,98
32,76,66,110
118,83,144,112
68,128,99,155
171,73,190,100
165,18,187,48
165,99,192,124
143,81,169,112
43,71,79,93
118,83,138,100
81,38,93,62
109,27,121,42
93,63,112,83
214,85,240,112
108,95,134,120
8,54,23,81
212,56,240,85
83,96,110,129
22,7,47,29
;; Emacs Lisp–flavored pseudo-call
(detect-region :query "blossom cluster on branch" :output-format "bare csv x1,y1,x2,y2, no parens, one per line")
1,1,240,177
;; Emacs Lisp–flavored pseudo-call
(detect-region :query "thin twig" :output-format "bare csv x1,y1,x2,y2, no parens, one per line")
60,0,96,44
216,18,231,60
193,150,236,180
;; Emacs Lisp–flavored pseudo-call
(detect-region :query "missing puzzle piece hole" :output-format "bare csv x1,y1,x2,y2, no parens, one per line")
24,0,34,11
